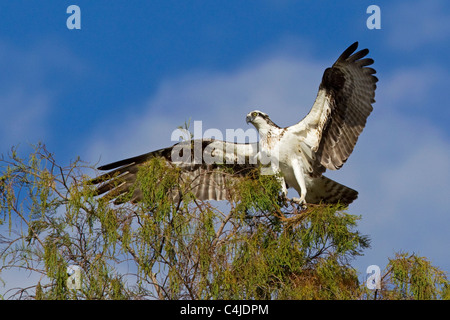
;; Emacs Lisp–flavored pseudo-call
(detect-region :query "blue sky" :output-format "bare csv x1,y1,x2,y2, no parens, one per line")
1,0,450,294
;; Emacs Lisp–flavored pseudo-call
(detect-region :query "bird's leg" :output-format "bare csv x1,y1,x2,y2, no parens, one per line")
276,175,295,207
291,197,306,209
290,158,307,209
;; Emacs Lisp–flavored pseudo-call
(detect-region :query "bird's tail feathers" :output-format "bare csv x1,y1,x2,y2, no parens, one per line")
306,175,358,206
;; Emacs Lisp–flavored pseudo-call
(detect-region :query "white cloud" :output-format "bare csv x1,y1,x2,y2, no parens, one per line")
379,64,447,111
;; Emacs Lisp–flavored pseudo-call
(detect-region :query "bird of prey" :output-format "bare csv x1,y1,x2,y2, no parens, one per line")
90,42,377,207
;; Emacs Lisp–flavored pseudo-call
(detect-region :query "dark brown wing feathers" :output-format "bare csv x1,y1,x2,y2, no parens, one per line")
90,139,257,204
315,42,377,172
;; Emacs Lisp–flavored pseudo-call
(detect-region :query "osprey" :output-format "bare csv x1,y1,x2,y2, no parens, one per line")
91,42,377,207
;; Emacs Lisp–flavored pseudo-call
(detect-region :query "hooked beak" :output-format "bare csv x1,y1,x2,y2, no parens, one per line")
246,114,253,125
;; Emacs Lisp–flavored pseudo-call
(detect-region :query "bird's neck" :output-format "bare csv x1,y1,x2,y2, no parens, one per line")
253,121,278,137
257,123,282,138
257,128,270,140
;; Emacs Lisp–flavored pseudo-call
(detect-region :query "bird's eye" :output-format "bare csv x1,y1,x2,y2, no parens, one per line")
252,112,258,117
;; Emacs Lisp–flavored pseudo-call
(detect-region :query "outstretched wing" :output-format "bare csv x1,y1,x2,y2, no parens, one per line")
290,42,377,176
89,139,259,204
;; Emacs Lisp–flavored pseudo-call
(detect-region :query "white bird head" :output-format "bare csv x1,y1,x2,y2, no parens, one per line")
246,110,278,131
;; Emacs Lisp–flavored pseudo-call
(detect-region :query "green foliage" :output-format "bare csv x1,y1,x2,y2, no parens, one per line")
363,252,450,300
0,143,448,300
214,202,369,299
